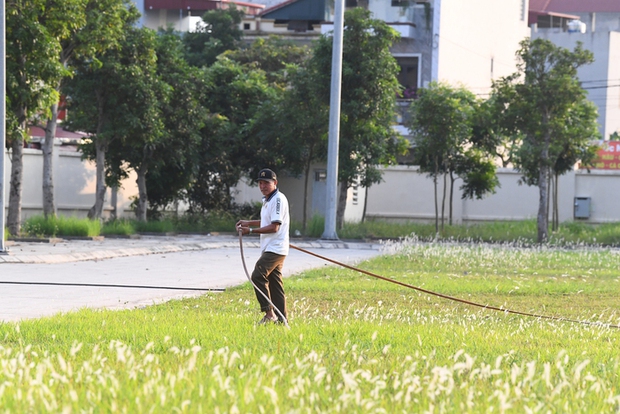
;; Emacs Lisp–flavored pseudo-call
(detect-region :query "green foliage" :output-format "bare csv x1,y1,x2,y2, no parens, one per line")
6,0,66,131
183,6,244,68
0,245,619,411
187,59,278,213
224,36,310,85
22,215,101,237
100,219,135,236
100,203,261,235
304,215,326,238
143,29,207,213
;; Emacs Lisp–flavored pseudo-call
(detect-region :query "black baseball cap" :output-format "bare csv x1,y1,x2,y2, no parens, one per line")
257,168,277,182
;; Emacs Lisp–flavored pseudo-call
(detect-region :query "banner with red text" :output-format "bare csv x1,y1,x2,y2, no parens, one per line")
586,141,620,170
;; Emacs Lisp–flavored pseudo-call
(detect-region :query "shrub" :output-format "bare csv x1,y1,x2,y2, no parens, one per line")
22,215,100,237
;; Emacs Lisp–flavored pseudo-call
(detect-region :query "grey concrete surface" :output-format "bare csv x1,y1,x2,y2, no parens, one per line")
0,234,387,322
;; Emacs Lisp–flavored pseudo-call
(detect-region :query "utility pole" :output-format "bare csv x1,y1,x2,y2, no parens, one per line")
0,0,6,254
321,0,344,241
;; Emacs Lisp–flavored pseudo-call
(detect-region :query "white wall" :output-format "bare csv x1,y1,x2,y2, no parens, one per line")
3,146,138,221
363,165,620,224
6,149,619,226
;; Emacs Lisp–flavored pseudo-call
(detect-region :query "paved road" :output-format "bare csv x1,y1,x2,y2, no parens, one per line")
0,235,386,322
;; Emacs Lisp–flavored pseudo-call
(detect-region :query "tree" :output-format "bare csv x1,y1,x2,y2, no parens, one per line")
407,82,498,232
145,29,206,215
186,58,277,212
64,15,153,221
251,64,329,230
102,28,167,222
229,36,323,230
513,99,600,231
223,36,310,85
5,0,65,235
494,39,596,242
471,90,524,168
41,0,135,218
308,8,407,228
183,6,244,68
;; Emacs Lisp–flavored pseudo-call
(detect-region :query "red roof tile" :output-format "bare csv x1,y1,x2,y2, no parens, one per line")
531,0,620,13
29,126,88,139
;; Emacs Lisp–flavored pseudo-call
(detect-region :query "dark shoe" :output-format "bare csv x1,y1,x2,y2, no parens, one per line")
258,314,278,325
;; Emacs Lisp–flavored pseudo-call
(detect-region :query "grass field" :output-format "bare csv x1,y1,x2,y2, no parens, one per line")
0,240,619,412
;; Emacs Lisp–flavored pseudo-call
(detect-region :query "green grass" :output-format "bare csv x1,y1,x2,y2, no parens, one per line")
16,214,620,247
337,219,620,246
21,215,101,237
0,242,619,412
100,219,136,236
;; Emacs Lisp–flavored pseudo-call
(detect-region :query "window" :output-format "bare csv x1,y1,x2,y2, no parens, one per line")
315,170,327,182
395,56,420,99
243,23,251,30
392,0,412,6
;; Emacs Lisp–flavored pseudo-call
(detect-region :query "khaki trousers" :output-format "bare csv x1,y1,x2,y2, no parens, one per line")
251,251,287,321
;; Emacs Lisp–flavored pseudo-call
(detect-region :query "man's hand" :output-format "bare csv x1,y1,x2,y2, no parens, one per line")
235,221,251,235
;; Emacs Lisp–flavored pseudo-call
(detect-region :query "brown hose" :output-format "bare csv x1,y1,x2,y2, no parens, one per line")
290,244,620,330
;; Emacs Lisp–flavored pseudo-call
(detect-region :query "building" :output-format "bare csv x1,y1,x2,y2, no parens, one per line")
529,0,620,140
133,0,265,32
248,0,530,116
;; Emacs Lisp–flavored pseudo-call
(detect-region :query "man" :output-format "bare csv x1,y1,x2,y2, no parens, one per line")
236,168,290,324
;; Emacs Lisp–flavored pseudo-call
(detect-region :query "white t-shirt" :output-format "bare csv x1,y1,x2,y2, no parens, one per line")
260,189,290,256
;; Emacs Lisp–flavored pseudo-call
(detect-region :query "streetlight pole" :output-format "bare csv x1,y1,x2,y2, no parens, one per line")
321,0,345,241
0,0,6,254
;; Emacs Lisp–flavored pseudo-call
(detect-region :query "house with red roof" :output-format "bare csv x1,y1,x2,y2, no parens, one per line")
26,126,88,152
133,0,265,32
530,0,620,32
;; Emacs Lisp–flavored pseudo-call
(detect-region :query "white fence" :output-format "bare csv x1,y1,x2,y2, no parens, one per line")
363,166,620,224
3,146,137,221
4,149,620,225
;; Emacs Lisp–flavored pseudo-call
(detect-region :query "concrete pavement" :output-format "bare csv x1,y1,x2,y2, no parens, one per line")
0,234,388,322
0,234,382,264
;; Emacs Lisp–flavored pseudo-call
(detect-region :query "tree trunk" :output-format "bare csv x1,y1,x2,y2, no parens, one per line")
433,158,439,234
302,155,312,231
441,172,447,232
336,181,347,230
7,134,24,236
449,171,455,226
42,103,59,218
537,156,550,243
110,185,118,220
433,174,438,234
548,176,552,231
135,168,148,222
552,173,560,232
362,185,368,223
88,140,107,220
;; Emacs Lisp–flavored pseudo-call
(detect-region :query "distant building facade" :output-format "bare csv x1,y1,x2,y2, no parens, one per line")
529,0,620,139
